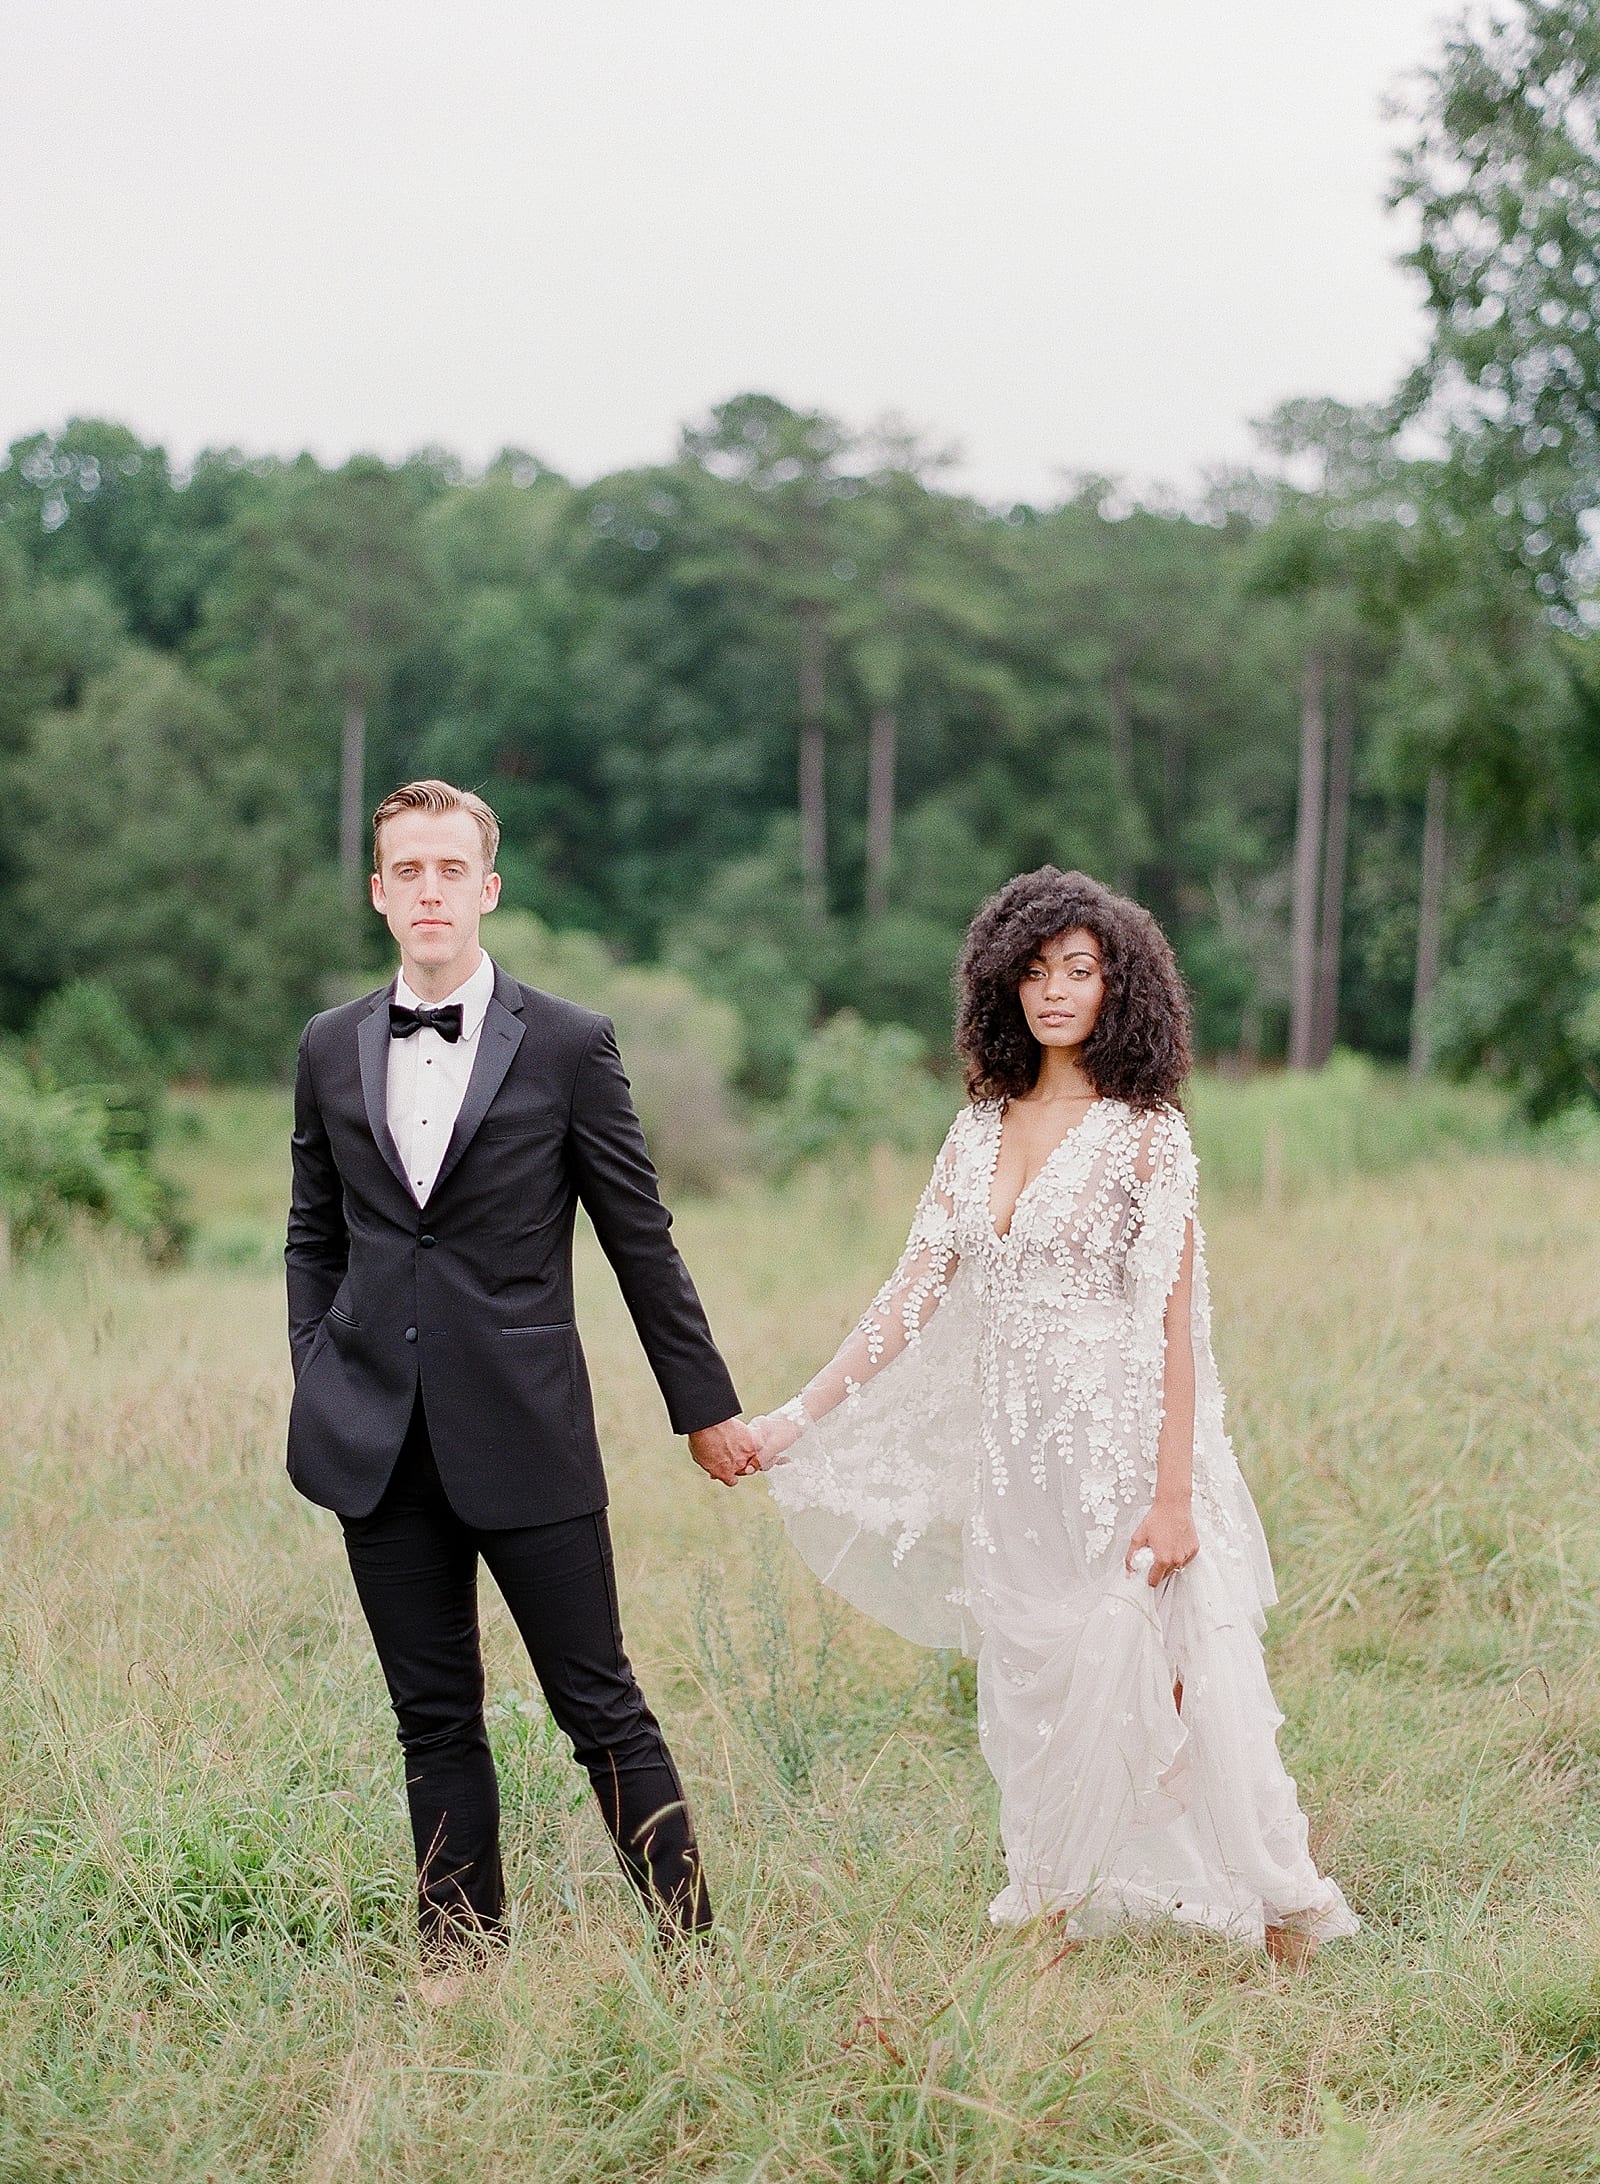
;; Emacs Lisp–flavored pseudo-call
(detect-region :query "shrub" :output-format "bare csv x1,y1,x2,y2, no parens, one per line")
1186,1050,1514,1198
663,823,822,1098
765,1011,956,1177
487,910,748,1194
0,1053,158,1256
32,977,163,1159
29,979,189,1258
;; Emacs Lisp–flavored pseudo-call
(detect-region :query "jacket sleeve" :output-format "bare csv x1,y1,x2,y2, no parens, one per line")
566,1018,741,1435
284,1023,349,1379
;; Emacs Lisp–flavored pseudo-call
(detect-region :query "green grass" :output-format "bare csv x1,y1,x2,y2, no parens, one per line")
162,1086,292,1267
1185,1052,1522,1197
158,1055,1574,1266
5,1088,1599,2176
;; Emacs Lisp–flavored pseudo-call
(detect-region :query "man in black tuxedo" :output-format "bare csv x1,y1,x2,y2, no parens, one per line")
285,779,757,1984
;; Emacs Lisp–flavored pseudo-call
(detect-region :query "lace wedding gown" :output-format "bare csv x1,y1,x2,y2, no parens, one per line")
763,1098,1357,1946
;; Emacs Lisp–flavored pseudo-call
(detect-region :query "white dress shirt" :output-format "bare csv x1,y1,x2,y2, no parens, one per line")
385,951,497,1205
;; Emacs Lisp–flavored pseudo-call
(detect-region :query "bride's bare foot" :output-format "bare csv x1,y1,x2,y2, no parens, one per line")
1264,1924,1317,1972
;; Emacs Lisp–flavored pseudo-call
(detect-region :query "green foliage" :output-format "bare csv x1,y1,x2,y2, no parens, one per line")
765,1010,955,1176
0,399,1505,1098
413,463,583,923
29,980,190,1258
1185,1053,1517,1198
847,797,1010,1049
1393,0,1600,605
487,909,748,1194
1429,852,1600,1117
0,1051,157,1251
158,1086,291,1269
1504,1952,1600,2071
0,421,273,647
12,651,347,1078
33,977,164,1159
197,455,440,769
0,385,1592,1121
0,528,125,756
664,821,822,1097
1377,3,1600,1113
10,145,1600,1119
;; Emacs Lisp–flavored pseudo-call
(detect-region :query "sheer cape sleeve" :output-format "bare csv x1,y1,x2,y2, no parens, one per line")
775,1114,963,1434
762,1110,984,1650
765,1100,1280,1654
1127,1106,1277,1620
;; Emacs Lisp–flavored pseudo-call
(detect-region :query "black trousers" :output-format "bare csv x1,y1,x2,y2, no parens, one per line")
339,1398,711,1955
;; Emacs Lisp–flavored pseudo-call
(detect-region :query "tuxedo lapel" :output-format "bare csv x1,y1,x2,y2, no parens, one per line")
429,966,526,1196
357,988,413,1197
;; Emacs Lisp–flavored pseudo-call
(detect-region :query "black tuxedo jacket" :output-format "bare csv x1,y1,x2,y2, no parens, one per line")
284,962,740,1527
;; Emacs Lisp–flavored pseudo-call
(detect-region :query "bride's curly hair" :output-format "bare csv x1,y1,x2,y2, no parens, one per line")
956,868,1192,1108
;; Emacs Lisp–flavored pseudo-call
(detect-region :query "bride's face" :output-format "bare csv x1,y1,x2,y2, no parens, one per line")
1019,927,1104,1052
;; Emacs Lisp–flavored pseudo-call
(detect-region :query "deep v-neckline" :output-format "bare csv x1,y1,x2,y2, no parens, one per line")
985,1096,1105,1242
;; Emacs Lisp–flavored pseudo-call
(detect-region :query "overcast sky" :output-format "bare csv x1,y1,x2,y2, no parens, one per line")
3,1,1451,503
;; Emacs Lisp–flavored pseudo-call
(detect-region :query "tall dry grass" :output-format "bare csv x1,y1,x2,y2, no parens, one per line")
2,1126,1599,2178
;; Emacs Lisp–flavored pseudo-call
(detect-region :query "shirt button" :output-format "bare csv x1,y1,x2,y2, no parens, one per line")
420,1235,436,1248
405,1327,418,1343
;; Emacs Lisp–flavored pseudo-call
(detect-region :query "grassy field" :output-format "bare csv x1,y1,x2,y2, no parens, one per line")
3,1092,1600,2179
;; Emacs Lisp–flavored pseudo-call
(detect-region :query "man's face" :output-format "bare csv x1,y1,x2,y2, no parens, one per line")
370,809,501,981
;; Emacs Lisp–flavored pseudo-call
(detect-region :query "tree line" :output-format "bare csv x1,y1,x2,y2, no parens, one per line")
1,0,1597,1121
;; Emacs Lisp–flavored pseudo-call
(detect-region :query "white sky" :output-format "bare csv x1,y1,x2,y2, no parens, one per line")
2,0,1451,504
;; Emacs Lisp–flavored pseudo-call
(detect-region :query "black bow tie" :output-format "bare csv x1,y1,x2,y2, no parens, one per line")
389,1001,464,1043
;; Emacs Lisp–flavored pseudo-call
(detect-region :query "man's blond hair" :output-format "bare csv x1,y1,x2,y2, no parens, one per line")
372,780,501,873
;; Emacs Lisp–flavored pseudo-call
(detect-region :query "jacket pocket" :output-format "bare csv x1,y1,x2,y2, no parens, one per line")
495,1322,579,1419
326,1303,359,1329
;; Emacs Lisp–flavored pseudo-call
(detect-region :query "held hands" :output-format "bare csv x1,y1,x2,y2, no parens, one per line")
745,1410,803,1468
687,1415,764,1487
1126,1498,1199,1588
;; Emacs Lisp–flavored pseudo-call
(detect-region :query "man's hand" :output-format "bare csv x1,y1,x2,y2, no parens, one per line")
688,1415,762,1487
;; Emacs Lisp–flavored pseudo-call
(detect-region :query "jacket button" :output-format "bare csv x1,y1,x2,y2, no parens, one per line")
405,1327,418,1343
419,1234,436,1248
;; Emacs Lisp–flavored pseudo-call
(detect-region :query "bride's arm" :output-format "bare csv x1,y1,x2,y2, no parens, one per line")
753,1117,966,1463
1126,1107,1201,1585
1128,1218,1199,1583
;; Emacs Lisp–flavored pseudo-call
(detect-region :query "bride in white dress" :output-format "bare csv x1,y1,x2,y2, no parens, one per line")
751,869,1356,1964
